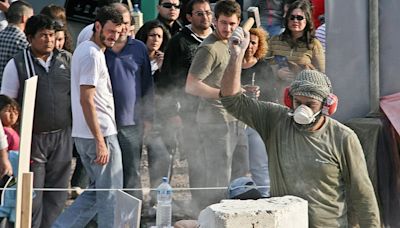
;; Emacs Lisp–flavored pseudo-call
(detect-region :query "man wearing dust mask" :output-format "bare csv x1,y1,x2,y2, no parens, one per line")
219,26,380,228
287,70,333,131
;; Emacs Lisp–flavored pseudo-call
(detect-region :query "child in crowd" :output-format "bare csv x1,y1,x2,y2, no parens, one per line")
0,95,20,151
0,95,20,227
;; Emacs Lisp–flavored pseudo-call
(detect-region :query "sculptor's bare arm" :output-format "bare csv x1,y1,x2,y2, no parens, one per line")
220,27,250,97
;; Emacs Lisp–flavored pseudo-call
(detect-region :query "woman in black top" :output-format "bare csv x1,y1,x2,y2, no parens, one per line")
241,27,280,103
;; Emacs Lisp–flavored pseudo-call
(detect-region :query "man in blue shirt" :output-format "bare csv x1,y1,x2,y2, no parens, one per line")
105,3,154,199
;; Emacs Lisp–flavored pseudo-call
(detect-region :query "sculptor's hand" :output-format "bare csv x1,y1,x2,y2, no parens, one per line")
228,27,250,57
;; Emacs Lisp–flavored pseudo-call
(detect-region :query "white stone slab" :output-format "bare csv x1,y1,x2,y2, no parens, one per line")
198,195,308,228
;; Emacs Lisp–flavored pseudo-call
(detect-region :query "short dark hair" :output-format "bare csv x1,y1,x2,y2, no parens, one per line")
6,0,32,24
94,5,123,31
214,0,241,20
25,14,55,38
186,0,210,14
135,20,171,52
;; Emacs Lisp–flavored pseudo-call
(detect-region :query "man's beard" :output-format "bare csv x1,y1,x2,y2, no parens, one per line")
293,112,323,131
99,28,114,48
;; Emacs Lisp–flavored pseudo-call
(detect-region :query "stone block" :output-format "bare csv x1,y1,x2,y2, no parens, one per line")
197,195,308,228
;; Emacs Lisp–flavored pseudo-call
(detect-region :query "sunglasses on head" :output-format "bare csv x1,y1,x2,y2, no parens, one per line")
289,15,305,21
53,20,64,30
161,2,181,9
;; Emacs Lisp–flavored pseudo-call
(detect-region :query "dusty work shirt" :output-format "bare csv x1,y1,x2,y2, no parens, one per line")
221,93,380,228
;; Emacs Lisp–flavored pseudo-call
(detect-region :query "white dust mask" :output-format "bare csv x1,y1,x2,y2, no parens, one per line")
293,104,321,125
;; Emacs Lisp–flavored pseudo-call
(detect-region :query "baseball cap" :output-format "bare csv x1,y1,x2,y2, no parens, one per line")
227,177,262,200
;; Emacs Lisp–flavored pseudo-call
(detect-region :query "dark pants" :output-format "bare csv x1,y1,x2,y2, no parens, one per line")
30,127,72,228
117,125,143,199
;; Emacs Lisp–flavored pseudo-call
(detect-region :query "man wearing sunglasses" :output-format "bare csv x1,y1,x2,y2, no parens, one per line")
157,0,184,37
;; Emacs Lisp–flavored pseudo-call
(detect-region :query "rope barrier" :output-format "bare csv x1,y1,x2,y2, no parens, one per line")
0,186,270,192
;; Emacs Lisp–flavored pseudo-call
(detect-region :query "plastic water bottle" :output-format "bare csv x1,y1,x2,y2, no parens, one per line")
156,177,172,228
131,4,143,34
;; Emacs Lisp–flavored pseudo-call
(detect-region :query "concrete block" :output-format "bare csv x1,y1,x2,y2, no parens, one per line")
197,195,308,228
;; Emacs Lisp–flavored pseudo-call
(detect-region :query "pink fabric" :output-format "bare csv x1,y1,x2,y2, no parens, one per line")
4,127,19,151
380,92,400,135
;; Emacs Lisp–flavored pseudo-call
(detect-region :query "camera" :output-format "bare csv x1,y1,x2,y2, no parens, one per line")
274,55,289,69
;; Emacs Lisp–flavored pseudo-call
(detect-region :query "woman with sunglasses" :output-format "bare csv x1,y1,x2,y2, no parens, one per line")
268,0,325,85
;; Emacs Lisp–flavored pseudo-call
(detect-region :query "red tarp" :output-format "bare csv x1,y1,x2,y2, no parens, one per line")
380,92,400,135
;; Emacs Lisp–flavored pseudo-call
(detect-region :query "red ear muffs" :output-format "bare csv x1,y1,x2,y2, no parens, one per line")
283,86,338,116
321,93,338,116
283,87,293,108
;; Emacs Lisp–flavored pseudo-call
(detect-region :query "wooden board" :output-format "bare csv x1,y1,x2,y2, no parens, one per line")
21,172,33,228
15,76,38,228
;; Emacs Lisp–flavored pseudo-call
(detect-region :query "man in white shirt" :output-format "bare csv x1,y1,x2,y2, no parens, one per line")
53,6,124,228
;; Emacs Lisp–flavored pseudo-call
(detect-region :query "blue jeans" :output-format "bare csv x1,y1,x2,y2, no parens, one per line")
247,127,270,197
53,135,123,228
